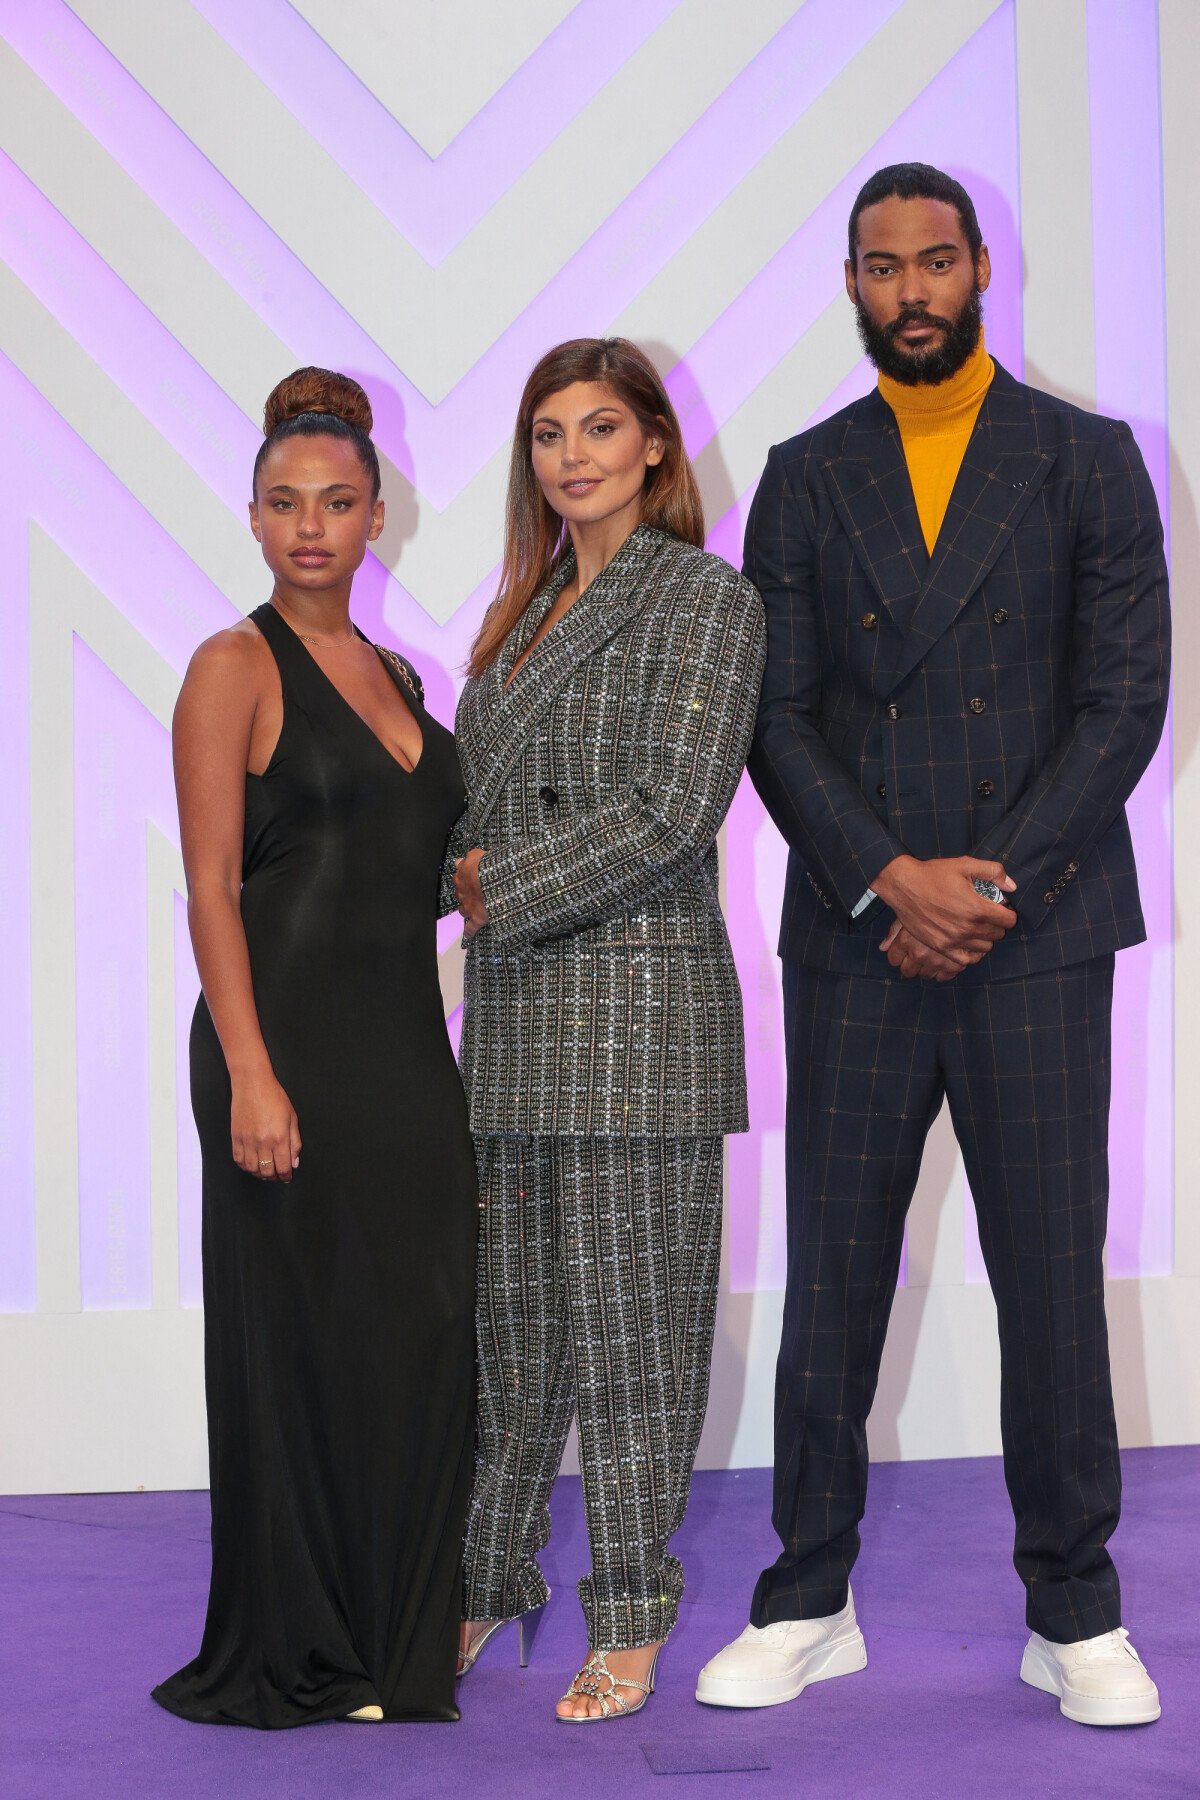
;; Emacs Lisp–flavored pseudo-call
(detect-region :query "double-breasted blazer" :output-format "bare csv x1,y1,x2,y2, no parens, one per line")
447,523,766,1137
745,361,1170,979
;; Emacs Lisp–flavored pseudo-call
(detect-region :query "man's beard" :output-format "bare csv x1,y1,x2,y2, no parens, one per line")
856,287,983,386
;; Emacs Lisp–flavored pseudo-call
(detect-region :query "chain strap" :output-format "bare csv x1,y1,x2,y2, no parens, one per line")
376,645,419,699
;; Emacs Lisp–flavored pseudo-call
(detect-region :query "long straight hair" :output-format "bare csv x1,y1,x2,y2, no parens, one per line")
466,338,704,678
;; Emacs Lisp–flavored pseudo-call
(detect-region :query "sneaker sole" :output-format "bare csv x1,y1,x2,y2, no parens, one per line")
1019,1644,1161,1727
695,1628,867,1709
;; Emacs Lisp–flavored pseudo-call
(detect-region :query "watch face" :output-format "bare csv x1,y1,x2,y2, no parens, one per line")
972,877,1003,904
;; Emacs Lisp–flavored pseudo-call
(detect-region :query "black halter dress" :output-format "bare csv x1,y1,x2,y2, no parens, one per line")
153,603,476,1727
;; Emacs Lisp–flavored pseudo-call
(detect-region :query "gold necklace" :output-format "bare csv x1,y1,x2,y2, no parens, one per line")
269,597,357,649
296,628,358,649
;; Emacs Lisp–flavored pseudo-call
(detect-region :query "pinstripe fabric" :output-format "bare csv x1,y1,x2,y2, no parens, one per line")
447,523,766,1136
755,957,1121,1645
462,1134,724,1649
746,362,1170,977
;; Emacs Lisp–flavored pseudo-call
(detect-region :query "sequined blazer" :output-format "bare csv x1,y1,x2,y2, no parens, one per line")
446,524,766,1137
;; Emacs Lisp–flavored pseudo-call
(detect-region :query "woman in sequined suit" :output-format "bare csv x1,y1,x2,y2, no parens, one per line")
448,338,765,1721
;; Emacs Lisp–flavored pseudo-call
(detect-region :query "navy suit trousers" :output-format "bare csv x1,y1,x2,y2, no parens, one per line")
754,955,1122,1645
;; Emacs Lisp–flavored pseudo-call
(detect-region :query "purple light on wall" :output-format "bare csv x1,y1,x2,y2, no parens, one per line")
0,351,230,1314
0,147,257,541
1086,0,1172,1279
74,642,179,1309
0,498,34,1310
723,3,1025,1294
5,0,910,503
191,0,679,260
0,356,232,682
0,0,1177,1331
673,2,1021,454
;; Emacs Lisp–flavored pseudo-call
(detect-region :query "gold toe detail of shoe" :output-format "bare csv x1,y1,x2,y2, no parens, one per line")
345,1704,384,1722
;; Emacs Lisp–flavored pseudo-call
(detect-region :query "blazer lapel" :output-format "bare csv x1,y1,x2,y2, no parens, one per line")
465,524,669,833
820,391,928,629
889,363,1054,687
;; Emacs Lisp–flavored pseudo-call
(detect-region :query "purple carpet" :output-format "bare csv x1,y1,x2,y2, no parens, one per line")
3,1448,1195,1799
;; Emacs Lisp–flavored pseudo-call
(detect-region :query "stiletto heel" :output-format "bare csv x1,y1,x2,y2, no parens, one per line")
458,1603,548,1679
457,1618,508,1677
518,1603,546,1668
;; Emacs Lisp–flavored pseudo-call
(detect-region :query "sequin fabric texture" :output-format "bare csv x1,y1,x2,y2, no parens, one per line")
462,1134,724,1649
448,524,765,1649
448,524,767,1138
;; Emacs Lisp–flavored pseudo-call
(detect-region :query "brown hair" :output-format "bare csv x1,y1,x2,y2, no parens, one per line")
253,366,380,498
466,338,704,678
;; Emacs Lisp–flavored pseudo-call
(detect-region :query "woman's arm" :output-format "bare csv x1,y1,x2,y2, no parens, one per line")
173,630,301,1183
460,565,766,951
439,803,471,919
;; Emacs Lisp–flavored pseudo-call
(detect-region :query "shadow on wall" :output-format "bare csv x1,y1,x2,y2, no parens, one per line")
330,368,468,724
643,337,738,529
647,338,782,1468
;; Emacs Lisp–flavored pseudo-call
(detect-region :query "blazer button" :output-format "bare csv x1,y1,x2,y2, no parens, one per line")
538,784,558,805
861,612,878,631
877,783,887,799
886,703,901,721
976,779,995,798
968,697,987,715
993,608,1009,625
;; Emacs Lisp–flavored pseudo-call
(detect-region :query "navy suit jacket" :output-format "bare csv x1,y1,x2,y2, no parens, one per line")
745,361,1170,978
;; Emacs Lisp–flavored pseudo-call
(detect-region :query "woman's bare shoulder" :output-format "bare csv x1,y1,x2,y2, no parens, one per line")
184,617,272,686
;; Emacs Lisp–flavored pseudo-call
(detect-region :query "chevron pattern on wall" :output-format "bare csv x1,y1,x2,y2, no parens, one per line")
0,0,1173,1339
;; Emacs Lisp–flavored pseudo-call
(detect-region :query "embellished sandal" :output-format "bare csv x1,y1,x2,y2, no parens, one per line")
556,1646,662,1723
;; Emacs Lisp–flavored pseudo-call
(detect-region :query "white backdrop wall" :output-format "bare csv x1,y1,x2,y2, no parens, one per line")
1,0,1197,1494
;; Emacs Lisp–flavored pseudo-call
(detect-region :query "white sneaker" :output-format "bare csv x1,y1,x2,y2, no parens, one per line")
1020,1627,1161,1726
695,1591,867,1708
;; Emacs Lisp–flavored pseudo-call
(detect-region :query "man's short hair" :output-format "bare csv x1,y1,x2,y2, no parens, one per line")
848,163,983,266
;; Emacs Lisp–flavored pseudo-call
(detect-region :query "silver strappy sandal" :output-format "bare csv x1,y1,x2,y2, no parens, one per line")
556,1646,662,1723
457,1604,545,1678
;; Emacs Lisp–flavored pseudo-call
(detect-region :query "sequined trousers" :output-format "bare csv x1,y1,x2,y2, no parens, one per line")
461,1134,724,1650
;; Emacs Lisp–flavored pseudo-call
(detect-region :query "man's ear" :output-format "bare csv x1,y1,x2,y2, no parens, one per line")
976,244,992,294
844,257,859,305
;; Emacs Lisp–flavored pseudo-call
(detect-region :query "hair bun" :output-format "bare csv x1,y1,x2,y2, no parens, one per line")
262,367,373,436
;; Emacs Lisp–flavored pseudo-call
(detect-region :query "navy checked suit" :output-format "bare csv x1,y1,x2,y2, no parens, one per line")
745,362,1169,1642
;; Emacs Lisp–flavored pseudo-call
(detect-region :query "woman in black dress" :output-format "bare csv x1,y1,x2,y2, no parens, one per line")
153,368,476,1728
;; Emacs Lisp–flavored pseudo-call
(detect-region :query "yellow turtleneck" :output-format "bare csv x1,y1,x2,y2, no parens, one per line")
878,333,994,554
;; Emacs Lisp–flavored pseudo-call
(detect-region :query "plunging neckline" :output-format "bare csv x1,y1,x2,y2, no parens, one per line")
501,556,580,692
264,608,425,776
504,585,580,690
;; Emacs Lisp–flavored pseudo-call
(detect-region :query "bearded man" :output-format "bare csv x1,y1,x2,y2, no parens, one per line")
697,163,1169,1726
